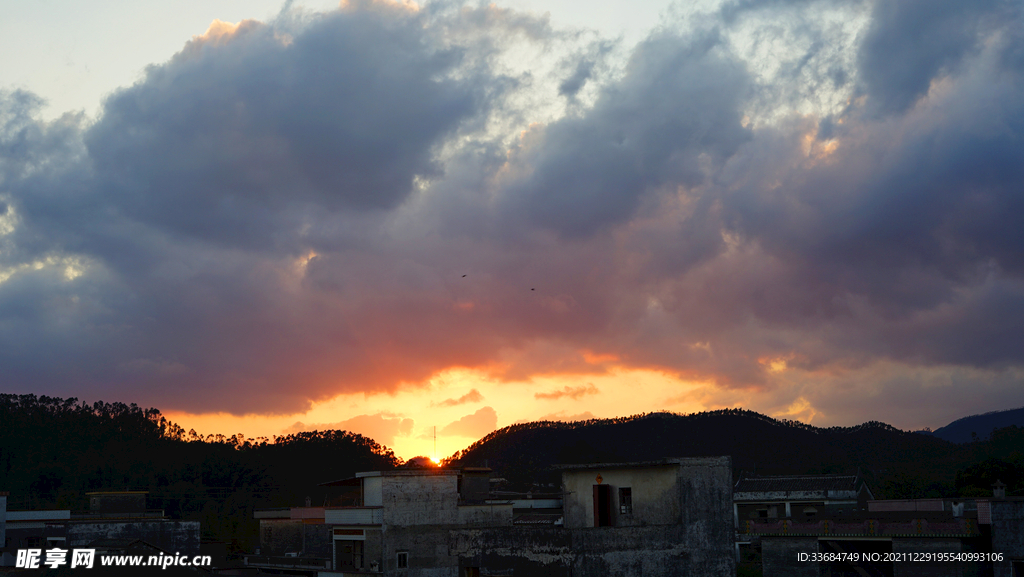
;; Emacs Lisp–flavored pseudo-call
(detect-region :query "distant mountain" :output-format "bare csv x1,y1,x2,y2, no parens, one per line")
444,410,962,494
930,407,1024,443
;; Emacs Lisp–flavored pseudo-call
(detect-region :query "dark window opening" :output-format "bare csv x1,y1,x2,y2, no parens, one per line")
397,551,409,569
619,487,632,514
593,484,612,526
335,540,364,571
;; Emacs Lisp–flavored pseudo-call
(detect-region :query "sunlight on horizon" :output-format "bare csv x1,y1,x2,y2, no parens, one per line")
164,367,711,461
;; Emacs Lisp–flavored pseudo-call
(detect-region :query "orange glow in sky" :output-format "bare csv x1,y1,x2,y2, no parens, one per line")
164,367,712,462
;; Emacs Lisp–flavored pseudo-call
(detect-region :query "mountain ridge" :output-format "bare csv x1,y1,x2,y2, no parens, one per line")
444,409,962,495
927,406,1024,443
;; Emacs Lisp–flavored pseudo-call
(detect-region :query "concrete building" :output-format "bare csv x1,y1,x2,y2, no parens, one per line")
0,490,200,564
454,457,735,577
250,467,513,576
3,509,72,550
733,473,874,569
735,475,1024,577
738,490,1002,577
733,473,873,526
254,506,329,557
978,495,1024,577
250,458,735,577
753,499,985,577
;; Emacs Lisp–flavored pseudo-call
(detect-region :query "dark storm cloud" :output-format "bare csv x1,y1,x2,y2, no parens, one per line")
499,28,751,237
857,0,1012,115
2,0,1024,420
713,26,1024,372
84,12,480,248
0,2,543,413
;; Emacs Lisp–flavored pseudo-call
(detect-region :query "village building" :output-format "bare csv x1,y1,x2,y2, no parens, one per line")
732,475,1024,577
733,473,874,565
733,473,873,524
251,457,736,577
0,490,200,566
977,487,1024,577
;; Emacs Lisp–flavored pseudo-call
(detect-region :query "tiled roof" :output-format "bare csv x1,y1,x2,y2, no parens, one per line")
734,475,860,494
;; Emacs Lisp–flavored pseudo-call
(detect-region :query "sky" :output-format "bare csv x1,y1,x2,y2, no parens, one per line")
2,0,1023,461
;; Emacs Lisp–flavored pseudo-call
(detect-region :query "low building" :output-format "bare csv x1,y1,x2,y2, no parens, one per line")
978,492,1024,577
751,500,985,577
250,506,332,574
0,490,199,565
3,509,72,550
733,473,874,569
250,467,513,576
733,473,873,525
249,458,735,577
453,456,735,577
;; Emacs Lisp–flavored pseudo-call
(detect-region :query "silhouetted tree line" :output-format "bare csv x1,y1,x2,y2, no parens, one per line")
0,394,400,554
6,394,1024,554
446,411,1024,498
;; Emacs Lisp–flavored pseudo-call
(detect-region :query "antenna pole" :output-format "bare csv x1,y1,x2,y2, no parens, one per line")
433,426,437,462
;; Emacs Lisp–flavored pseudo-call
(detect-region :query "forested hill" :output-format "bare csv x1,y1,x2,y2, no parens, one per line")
929,406,1024,443
0,393,399,551
6,393,1024,550
444,410,1024,498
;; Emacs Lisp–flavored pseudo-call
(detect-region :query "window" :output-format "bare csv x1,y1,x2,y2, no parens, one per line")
619,487,632,514
397,551,408,569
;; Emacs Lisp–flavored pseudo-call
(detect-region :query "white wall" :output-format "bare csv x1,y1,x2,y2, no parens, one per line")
562,465,680,528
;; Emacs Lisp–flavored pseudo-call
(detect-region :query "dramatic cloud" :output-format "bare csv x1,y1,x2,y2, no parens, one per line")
434,389,485,407
284,413,414,446
498,28,751,237
439,406,499,438
2,0,1023,429
857,0,1012,115
0,2,550,413
535,384,600,400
